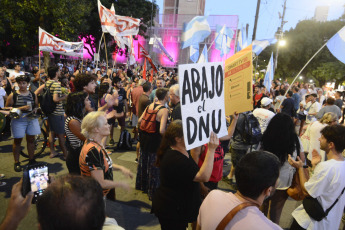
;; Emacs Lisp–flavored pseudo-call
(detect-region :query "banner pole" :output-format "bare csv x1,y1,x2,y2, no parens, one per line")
95,32,104,71
38,50,41,87
81,57,83,73
103,34,108,73
278,42,328,108
112,54,117,70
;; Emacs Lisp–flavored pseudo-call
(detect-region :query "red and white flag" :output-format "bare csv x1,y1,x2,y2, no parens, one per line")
138,43,157,72
38,27,84,58
142,58,147,80
98,0,140,37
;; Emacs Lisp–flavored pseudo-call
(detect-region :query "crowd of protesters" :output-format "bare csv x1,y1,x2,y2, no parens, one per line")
1,57,345,230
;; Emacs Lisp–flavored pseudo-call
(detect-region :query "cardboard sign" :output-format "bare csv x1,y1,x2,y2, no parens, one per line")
179,62,227,150
224,45,253,115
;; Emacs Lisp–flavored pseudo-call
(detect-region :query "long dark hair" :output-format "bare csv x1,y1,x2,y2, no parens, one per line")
65,92,88,119
261,113,300,165
156,120,184,167
98,82,110,99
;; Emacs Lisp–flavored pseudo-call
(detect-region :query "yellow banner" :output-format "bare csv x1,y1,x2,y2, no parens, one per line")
224,45,253,116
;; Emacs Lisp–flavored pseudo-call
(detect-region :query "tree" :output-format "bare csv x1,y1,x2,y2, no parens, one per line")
312,62,345,88
0,0,92,68
273,19,345,86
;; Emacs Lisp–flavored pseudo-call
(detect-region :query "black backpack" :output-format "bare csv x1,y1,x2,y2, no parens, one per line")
237,112,262,145
117,129,132,150
41,83,56,115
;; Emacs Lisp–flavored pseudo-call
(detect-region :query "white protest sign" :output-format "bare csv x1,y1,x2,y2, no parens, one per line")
179,62,227,150
39,27,84,58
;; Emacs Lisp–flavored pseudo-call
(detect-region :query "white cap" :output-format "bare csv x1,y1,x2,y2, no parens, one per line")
261,97,273,107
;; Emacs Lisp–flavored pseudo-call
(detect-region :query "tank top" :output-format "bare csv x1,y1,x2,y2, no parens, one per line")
65,116,83,149
13,91,35,113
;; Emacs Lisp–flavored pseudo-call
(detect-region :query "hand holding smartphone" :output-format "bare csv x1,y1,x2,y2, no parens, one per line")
22,163,49,204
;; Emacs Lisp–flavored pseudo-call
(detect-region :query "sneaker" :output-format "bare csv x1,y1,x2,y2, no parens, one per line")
28,159,37,165
135,158,138,163
0,174,4,179
109,139,115,146
0,182,6,187
14,162,22,172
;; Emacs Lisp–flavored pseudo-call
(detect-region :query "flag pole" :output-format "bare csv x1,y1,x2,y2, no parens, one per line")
81,57,83,73
38,50,41,87
278,42,328,108
95,32,104,71
103,34,108,73
112,54,118,70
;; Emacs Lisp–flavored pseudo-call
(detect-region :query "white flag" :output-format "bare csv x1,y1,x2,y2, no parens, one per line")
38,27,84,58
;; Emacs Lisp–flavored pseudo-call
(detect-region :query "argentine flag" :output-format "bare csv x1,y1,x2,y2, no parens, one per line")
215,25,234,57
264,53,274,91
190,44,200,63
181,16,211,49
327,26,345,64
252,39,277,56
237,27,248,52
197,45,208,63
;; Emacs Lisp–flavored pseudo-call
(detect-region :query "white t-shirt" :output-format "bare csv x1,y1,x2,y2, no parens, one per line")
197,190,282,230
253,108,275,134
305,121,327,162
0,88,6,108
292,159,345,230
274,95,285,112
305,101,321,124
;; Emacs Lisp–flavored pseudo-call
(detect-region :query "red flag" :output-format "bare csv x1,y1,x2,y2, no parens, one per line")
149,69,153,82
142,58,147,80
138,43,157,73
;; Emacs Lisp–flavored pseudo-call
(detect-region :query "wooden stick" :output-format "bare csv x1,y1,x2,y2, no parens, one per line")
81,58,83,73
95,32,104,71
38,50,41,86
103,34,108,73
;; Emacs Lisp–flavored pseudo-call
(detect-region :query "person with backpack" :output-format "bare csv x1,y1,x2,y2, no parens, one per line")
225,111,262,186
5,75,40,171
136,88,169,200
35,66,68,159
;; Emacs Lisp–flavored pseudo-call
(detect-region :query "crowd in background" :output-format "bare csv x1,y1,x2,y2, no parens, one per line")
1,57,345,230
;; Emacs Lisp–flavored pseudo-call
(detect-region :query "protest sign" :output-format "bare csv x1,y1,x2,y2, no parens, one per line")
179,62,227,150
39,27,84,58
224,45,253,115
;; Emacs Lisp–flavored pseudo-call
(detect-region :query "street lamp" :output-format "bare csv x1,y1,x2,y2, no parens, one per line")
279,40,286,46
299,76,303,80
310,80,313,83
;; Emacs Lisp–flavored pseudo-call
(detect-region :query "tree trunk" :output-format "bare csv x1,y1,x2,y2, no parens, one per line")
43,51,51,72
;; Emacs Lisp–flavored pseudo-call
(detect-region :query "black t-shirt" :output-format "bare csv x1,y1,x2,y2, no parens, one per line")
281,97,295,117
114,87,127,113
170,102,182,122
152,149,201,222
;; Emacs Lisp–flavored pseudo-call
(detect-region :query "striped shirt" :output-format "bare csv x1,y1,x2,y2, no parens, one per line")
45,80,64,116
65,116,83,149
80,140,113,195
13,91,35,113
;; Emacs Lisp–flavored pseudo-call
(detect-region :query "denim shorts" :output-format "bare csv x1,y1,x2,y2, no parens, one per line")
11,116,41,138
48,114,65,134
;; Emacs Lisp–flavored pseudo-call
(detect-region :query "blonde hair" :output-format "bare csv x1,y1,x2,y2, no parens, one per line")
319,112,337,125
81,111,106,139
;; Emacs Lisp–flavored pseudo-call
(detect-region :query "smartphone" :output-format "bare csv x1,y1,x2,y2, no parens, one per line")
22,163,49,204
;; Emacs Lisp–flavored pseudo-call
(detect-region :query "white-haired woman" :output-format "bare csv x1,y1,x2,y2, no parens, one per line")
79,111,133,196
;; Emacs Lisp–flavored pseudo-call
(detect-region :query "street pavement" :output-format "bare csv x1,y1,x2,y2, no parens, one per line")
0,125,344,230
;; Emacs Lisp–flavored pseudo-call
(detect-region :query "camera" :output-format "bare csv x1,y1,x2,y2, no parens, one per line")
22,163,49,204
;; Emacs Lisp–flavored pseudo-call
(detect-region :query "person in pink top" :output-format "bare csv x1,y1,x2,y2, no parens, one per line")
197,151,282,230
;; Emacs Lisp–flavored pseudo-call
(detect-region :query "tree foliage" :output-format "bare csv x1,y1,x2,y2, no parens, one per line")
0,0,157,61
259,18,345,87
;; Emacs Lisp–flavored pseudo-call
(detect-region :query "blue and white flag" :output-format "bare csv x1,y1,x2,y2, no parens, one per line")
153,35,174,62
264,53,274,91
190,44,200,63
327,26,345,64
252,39,277,56
181,16,211,49
197,45,208,63
237,27,248,52
215,25,234,57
